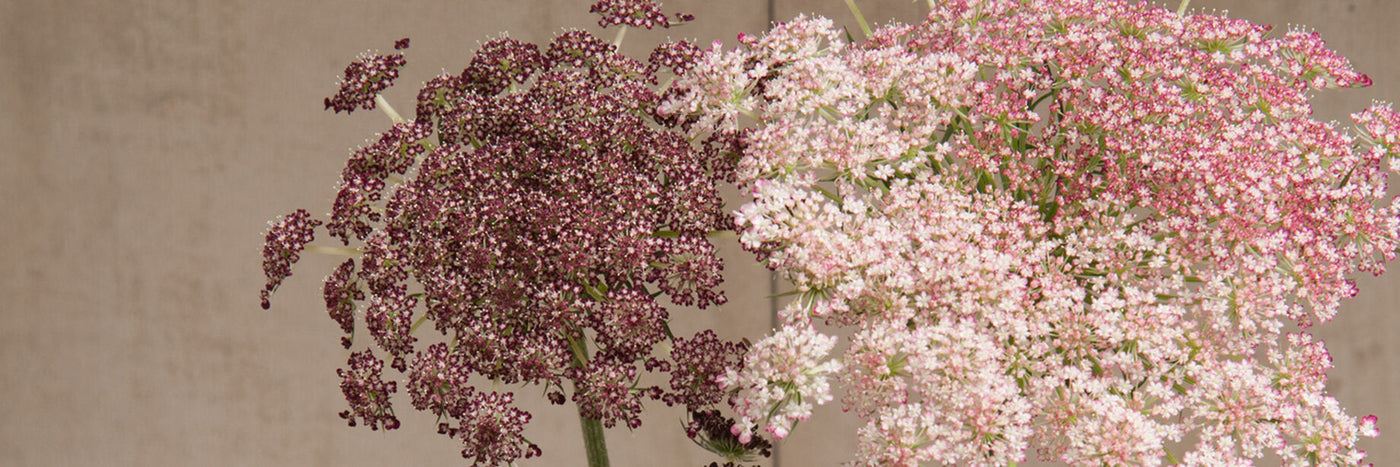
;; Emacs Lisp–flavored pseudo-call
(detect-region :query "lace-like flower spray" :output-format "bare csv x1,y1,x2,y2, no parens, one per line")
260,3,757,464
590,0,694,29
667,1,1396,464
260,209,320,310
323,41,408,114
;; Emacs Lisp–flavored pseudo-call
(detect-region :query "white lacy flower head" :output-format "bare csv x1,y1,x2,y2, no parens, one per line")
670,0,1397,464
719,318,841,444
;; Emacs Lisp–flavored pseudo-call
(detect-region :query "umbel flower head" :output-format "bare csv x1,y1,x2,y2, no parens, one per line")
259,209,320,310
668,0,1395,465
260,2,760,464
323,41,408,114
589,0,694,29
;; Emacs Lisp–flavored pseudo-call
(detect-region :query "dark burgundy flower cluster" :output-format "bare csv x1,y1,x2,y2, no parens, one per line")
648,235,726,308
323,39,409,114
652,330,747,410
407,343,541,463
572,358,645,429
322,259,363,347
589,0,693,29
261,23,750,465
337,350,400,430
649,40,704,75
260,209,320,310
443,390,541,464
326,121,432,244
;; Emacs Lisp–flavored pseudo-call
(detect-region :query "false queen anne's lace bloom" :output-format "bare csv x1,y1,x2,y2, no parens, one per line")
667,1,1395,465
261,2,759,463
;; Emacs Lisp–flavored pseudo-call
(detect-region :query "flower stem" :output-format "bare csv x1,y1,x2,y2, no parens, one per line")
306,244,364,256
1176,0,1191,15
612,25,629,48
374,94,406,125
578,411,611,467
844,0,872,40
565,331,611,467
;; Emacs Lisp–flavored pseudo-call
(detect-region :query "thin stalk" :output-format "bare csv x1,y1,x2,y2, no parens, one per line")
306,244,364,256
408,314,430,334
612,25,629,48
649,229,737,239
374,94,406,125
844,0,872,40
1176,0,1191,15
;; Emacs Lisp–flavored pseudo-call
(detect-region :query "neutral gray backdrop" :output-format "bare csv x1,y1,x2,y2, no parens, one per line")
2,0,1395,465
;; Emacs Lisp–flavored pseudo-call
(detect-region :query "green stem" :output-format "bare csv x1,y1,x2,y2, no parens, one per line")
1176,0,1191,15
844,0,872,40
578,411,611,467
565,332,611,467
1165,447,1181,465
408,313,430,334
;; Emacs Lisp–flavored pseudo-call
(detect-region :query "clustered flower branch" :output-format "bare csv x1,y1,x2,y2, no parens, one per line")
262,1,762,465
262,0,1394,465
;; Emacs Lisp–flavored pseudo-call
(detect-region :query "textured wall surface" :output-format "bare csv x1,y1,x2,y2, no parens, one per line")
1,0,1395,465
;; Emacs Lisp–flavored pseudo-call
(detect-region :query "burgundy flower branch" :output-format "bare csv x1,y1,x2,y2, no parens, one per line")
260,3,763,464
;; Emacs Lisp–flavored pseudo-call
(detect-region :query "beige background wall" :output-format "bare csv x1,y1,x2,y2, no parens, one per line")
2,0,1395,465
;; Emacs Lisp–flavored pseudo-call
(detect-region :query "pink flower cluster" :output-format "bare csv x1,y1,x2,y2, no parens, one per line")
667,0,1397,464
